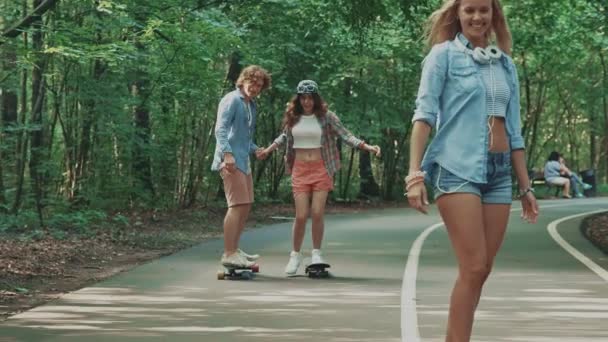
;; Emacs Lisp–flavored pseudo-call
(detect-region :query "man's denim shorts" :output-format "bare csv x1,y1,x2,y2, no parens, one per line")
430,152,513,204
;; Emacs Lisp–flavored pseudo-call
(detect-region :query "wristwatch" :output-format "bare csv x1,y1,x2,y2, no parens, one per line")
518,187,534,198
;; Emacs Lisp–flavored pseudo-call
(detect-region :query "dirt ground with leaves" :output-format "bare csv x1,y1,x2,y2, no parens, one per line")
581,212,608,255
1,202,607,322
0,200,408,321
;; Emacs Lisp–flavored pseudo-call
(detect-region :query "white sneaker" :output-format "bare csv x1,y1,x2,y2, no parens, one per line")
238,248,260,261
311,249,326,265
221,252,255,268
284,251,303,276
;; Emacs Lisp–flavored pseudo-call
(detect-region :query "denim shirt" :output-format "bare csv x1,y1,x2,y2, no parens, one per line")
211,88,258,174
412,34,525,184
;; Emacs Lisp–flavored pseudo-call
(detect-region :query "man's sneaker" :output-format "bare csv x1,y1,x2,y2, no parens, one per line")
284,251,302,276
221,252,255,268
575,192,585,198
311,249,326,265
238,249,260,261
582,183,592,190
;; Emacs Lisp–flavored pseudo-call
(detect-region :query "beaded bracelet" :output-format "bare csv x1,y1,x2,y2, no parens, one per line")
406,178,425,191
405,170,427,184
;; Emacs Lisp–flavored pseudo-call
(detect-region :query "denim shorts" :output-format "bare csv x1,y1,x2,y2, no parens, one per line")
430,152,513,204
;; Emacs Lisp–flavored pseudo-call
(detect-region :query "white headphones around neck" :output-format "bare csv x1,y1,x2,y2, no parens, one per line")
454,36,502,64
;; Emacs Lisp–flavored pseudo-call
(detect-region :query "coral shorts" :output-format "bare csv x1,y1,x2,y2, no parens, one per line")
291,159,333,195
220,168,254,207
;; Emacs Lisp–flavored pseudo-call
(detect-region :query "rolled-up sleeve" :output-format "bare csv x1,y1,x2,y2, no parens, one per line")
273,132,288,146
506,62,525,150
249,142,258,154
412,44,448,128
328,112,363,148
215,96,236,154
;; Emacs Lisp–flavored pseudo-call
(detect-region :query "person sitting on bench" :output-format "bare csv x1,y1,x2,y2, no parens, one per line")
544,151,571,198
559,156,592,198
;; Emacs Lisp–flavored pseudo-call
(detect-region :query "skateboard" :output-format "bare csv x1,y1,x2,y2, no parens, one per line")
217,263,259,280
305,263,330,278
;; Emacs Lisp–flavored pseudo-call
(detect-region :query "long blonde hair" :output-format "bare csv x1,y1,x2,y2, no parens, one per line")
424,0,512,55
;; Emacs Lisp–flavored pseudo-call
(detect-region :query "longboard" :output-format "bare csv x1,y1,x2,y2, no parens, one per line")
217,263,259,280
305,263,330,278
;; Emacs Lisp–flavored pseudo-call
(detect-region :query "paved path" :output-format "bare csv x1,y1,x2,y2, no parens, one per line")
409,199,608,342
1,198,607,342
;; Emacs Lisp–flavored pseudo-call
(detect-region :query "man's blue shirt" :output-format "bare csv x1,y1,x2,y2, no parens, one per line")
211,88,258,174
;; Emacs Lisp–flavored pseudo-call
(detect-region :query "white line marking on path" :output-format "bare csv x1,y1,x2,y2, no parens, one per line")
400,222,443,342
547,208,608,282
400,202,593,342
270,216,294,220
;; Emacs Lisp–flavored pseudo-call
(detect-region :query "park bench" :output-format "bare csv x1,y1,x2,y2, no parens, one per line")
528,169,563,198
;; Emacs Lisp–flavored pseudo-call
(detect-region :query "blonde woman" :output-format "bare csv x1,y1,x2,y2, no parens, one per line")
405,0,539,340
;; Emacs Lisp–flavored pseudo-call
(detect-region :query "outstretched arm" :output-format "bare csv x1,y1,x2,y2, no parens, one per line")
256,132,287,160
327,112,381,157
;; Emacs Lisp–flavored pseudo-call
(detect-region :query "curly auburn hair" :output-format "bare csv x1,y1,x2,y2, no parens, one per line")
282,93,328,129
236,65,271,90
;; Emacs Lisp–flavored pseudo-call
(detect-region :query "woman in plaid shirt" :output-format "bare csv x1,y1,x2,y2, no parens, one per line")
259,80,381,276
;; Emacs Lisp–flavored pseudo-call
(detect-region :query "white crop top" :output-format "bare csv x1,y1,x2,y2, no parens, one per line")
292,114,322,148
480,62,510,117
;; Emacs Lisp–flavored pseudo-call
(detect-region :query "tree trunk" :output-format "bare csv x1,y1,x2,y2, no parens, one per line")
599,50,608,183
29,0,46,226
72,59,104,204
12,21,28,214
0,120,5,209
589,55,597,170
1,48,18,211
340,147,355,200
358,139,379,198
130,7,155,199
131,71,155,198
381,127,408,200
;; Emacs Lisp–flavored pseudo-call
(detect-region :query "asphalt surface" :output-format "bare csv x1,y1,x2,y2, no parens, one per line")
1,198,606,342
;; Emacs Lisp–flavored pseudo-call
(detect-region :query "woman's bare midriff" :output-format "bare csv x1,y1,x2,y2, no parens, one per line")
488,116,509,152
294,148,323,161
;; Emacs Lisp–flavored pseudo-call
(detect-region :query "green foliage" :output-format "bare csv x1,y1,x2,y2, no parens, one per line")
112,214,130,226
0,211,40,234
0,0,607,229
46,210,108,233
597,183,608,196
